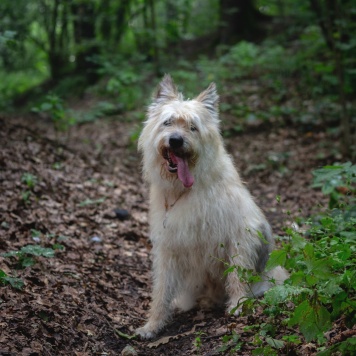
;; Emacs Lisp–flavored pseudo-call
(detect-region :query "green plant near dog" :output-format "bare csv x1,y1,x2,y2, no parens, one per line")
21,172,37,189
32,94,75,133
312,161,356,208
21,172,38,203
221,163,356,354
0,269,24,289
1,240,62,289
218,330,242,353
2,244,56,269
193,331,206,351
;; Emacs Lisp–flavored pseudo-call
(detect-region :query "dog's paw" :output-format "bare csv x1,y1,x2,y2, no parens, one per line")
227,305,242,316
227,296,247,316
135,324,157,339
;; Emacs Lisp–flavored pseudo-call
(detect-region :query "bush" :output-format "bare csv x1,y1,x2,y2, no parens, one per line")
224,163,356,354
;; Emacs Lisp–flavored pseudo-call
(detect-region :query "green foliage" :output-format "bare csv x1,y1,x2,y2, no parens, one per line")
262,205,355,343
312,162,356,208
317,337,356,355
0,269,24,289
94,55,151,110
0,69,48,111
20,172,38,204
193,331,206,350
21,172,37,189
218,331,242,353
0,0,354,152
32,94,75,132
223,162,355,353
78,197,106,207
77,101,124,123
0,30,17,49
1,232,63,289
2,244,56,269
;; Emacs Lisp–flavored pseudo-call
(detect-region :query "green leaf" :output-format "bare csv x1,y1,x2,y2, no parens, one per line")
324,279,343,297
265,250,286,271
223,264,237,276
1,270,24,290
289,300,309,326
52,244,64,251
20,245,55,258
252,346,277,355
317,337,356,355
31,229,42,238
4,276,24,289
2,250,20,257
289,301,331,342
289,271,305,285
115,329,136,339
20,256,35,267
266,337,284,349
257,230,269,244
340,231,356,240
282,334,301,345
305,258,332,280
40,102,53,111
305,274,318,286
264,284,310,304
292,233,307,250
303,243,314,260
78,198,106,207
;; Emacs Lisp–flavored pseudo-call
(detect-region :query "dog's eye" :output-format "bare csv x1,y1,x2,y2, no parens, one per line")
163,120,171,126
190,125,197,132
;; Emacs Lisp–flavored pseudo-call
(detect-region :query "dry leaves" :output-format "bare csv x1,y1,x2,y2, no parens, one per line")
0,114,337,355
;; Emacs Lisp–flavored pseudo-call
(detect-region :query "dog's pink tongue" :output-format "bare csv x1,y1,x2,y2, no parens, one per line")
172,155,194,188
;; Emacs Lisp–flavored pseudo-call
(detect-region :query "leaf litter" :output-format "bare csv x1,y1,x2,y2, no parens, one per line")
0,113,343,355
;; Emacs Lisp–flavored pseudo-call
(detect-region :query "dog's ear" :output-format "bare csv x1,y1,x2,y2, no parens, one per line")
154,74,179,102
196,83,219,114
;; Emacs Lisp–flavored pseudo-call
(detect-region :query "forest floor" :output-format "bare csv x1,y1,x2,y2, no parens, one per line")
0,96,340,355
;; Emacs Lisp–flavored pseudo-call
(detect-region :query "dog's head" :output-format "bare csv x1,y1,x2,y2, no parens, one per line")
138,74,222,189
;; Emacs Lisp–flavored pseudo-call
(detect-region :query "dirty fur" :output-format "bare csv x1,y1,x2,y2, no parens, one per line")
136,75,288,339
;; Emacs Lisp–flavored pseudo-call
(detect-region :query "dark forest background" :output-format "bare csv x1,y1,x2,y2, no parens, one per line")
0,0,355,156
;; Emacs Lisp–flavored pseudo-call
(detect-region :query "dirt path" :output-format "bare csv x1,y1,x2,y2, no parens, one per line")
0,114,333,355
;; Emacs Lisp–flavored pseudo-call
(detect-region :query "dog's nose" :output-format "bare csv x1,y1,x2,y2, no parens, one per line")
169,134,184,149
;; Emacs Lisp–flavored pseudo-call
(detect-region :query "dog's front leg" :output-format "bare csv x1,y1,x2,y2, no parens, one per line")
136,259,176,339
225,247,251,316
226,269,248,316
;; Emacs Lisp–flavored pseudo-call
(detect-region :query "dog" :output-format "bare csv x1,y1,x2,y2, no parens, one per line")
136,75,288,339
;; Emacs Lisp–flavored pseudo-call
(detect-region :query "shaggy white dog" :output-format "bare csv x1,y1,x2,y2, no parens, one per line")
136,75,287,339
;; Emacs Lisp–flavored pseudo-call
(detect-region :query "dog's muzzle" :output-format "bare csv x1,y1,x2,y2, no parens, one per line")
162,134,194,188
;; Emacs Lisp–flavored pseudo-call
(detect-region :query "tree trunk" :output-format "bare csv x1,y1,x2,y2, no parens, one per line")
43,0,71,82
219,0,269,44
71,2,99,83
309,0,352,156
166,0,180,52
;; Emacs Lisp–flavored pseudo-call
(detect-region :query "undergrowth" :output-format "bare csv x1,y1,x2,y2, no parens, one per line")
222,162,356,355
0,229,65,289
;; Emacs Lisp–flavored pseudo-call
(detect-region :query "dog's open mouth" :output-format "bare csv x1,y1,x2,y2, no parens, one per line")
163,149,194,188
163,149,178,173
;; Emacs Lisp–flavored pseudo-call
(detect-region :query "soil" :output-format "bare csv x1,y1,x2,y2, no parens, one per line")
0,109,344,355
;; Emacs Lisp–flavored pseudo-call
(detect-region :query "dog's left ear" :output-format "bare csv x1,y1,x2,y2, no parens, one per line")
196,83,219,114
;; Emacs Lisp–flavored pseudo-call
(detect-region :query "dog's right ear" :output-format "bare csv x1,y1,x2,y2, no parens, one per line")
154,74,179,103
